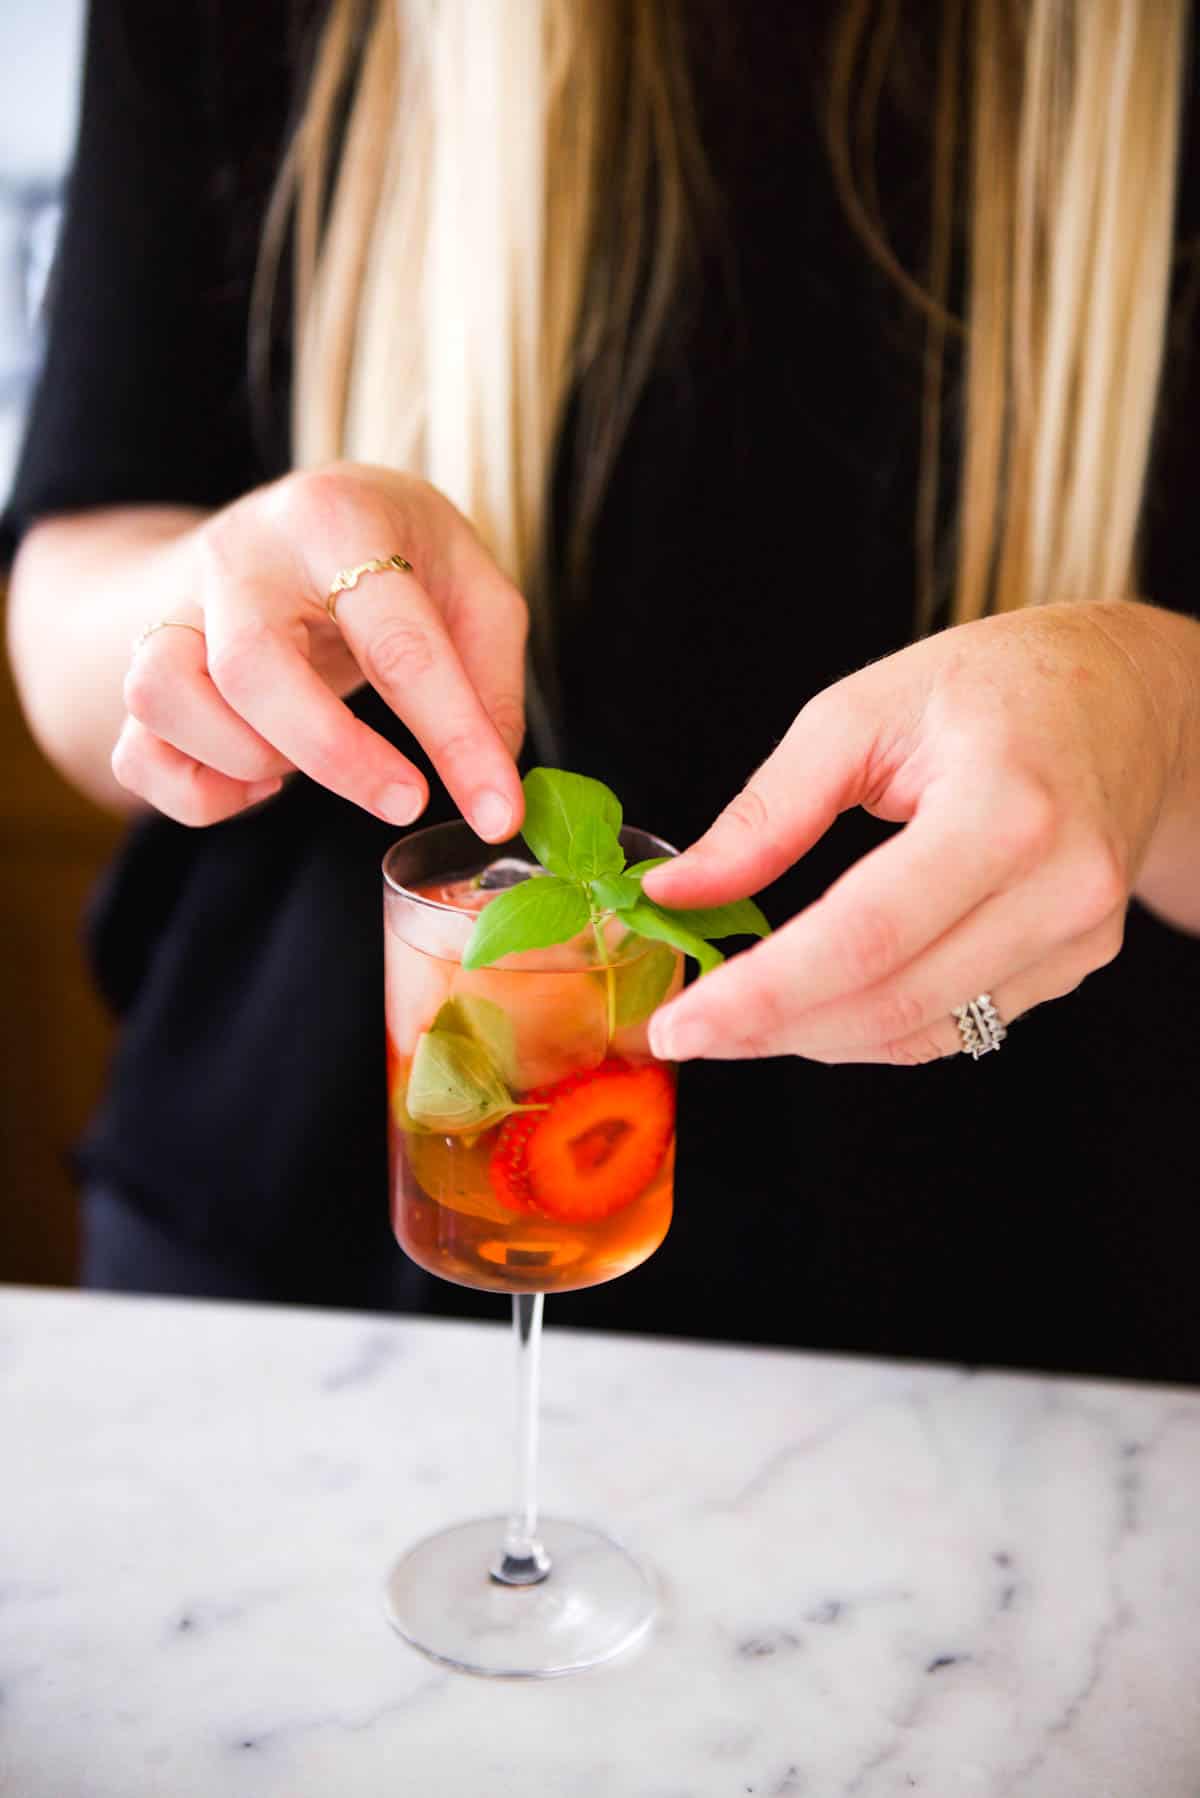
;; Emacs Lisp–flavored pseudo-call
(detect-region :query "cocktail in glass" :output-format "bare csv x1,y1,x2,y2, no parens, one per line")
382,820,681,1677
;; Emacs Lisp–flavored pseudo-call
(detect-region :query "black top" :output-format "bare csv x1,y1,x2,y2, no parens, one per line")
9,0,1200,1380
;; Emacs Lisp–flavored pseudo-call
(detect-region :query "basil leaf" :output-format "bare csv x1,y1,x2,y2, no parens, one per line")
621,899,725,975
521,768,623,877
432,995,520,1089
589,871,642,913
461,875,591,970
405,1029,519,1133
569,815,625,881
624,857,671,880
655,896,771,941
611,942,679,1028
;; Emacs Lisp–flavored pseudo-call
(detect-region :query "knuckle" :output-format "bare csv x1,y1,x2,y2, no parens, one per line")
364,619,436,690
993,780,1058,869
110,729,142,789
272,465,365,540
732,983,787,1055
798,683,845,735
193,507,240,582
869,988,928,1046
122,657,162,726
296,715,346,786
1066,911,1126,984
722,785,771,838
173,767,235,829
833,899,900,986
486,692,526,750
883,1031,948,1069
428,726,482,773
1092,908,1127,968
223,745,280,785
207,622,274,702
1041,962,1090,1004
1069,842,1128,934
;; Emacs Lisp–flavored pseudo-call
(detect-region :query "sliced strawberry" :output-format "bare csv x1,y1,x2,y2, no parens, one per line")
490,1059,675,1221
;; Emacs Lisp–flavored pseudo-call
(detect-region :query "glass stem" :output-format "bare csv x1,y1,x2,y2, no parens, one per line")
490,1293,552,1586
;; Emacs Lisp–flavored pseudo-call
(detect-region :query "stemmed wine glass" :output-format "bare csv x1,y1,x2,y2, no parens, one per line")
382,820,680,1677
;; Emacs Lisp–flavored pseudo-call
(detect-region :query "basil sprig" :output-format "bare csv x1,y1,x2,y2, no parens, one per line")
461,768,770,975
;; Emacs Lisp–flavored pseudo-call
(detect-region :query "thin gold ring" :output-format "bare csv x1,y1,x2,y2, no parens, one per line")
132,620,206,655
325,553,414,622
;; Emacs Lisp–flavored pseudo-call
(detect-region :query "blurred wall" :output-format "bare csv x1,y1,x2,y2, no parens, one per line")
1,0,122,1288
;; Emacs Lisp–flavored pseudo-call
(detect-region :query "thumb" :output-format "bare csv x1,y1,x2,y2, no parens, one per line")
643,690,883,908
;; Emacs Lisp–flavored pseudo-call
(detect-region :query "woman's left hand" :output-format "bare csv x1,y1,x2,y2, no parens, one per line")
644,600,1198,1065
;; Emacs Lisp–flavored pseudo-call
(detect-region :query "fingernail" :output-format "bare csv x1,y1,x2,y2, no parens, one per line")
472,789,514,840
245,778,282,804
380,784,425,826
650,1009,713,1062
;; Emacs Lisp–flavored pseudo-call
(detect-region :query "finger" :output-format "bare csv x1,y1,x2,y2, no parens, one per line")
643,690,881,909
125,628,292,784
656,789,1048,1062
830,921,1122,1067
334,565,523,840
650,920,1117,1066
111,719,281,827
775,863,1122,1059
435,531,529,760
204,603,430,827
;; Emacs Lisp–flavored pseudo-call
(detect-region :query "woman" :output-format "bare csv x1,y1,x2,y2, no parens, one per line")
6,1,1200,1378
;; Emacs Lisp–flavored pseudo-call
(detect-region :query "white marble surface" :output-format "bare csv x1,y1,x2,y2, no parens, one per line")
2,1285,1199,1797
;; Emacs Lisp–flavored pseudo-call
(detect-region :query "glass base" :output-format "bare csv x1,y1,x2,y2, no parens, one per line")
384,1516,655,1678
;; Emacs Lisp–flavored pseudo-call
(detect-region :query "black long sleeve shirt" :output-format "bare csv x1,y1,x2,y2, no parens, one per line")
8,0,1200,1379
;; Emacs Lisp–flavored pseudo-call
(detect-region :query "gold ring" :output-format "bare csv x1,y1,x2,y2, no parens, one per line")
325,553,414,622
132,620,206,654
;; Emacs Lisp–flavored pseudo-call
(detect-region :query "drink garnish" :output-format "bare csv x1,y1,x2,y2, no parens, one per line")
462,767,770,977
404,1023,547,1135
489,1059,675,1220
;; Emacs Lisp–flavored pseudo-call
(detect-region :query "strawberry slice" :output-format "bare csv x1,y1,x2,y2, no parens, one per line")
490,1059,675,1221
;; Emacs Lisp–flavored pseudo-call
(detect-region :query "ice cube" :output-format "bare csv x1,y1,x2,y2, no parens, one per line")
476,856,545,889
451,965,609,1092
384,930,454,1054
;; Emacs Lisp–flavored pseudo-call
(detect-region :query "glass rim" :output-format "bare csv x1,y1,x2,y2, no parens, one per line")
381,817,679,973
381,818,677,906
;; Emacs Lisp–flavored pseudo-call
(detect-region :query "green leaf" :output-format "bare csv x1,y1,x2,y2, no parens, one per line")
655,896,771,942
461,874,591,970
624,857,671,880
611,942,679,1029
621,899,725,975
405,1029,527,1134
569,815,625,881
432,995,520,1089
521,768,623,877
588,872,642,913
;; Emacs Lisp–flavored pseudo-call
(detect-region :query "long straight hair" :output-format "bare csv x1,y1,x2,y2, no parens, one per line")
279,1,1188,630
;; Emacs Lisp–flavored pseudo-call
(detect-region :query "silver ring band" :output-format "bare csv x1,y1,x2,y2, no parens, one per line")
952,993,1007,1060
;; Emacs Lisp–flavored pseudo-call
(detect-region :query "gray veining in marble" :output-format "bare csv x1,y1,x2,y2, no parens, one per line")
2,1285,1199,1796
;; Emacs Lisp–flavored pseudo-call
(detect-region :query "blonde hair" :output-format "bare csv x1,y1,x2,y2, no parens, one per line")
278,0,700,625
280,0,1188,629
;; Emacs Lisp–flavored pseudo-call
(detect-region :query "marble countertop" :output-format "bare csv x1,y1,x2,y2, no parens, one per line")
3,1285,1199,1796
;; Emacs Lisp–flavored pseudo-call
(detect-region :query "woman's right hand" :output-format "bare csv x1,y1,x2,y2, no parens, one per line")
111,464,529,840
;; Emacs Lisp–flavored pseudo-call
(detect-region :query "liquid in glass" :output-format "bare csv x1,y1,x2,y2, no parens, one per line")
386,863,682,1296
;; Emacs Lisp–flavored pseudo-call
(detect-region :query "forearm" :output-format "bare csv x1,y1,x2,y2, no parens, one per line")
1113,600,1200,933
6,505,207,813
